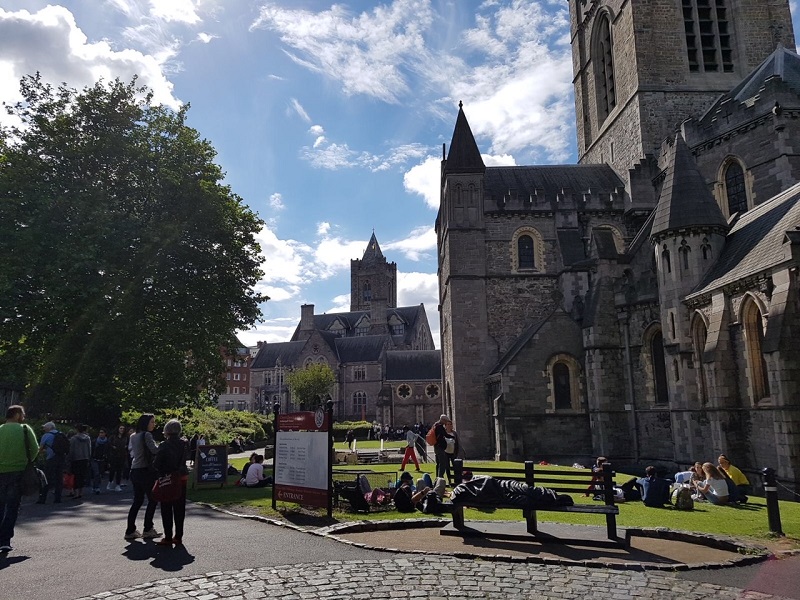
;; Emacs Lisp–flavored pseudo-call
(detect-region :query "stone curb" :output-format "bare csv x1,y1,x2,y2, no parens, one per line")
196,502,774,572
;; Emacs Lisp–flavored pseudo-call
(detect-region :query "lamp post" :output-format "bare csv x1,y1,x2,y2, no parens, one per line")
276,357,283,413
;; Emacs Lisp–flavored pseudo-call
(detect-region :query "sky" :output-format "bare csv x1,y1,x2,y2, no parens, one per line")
2,0,799,349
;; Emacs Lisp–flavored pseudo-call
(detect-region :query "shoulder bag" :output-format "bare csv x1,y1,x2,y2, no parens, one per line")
21,425,47,496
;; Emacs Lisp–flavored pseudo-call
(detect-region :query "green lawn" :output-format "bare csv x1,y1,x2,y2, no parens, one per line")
187,459,800,543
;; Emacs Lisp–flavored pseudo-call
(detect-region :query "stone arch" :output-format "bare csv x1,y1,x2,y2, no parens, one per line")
641,324,669,405
740,294,770,403
511,227,545,273
593,224,625,253
715,156,752,217
545,353,583,412
591,10,616,124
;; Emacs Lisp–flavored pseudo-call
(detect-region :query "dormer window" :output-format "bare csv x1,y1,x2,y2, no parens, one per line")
328,319,345,337
391,324,405,336
354,316,370,337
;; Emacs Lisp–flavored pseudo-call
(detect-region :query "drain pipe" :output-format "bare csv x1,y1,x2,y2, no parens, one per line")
622,313,640,463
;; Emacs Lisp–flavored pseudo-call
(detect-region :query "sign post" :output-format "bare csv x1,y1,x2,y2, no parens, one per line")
193,445,227,488
272,400,334,517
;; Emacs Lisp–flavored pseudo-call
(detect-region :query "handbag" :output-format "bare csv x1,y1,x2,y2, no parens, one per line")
21,425,47,496
152,472,182,503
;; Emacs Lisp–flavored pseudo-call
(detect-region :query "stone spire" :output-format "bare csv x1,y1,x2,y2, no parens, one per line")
362,232,384,262
651,135,729,240
444,102,485,174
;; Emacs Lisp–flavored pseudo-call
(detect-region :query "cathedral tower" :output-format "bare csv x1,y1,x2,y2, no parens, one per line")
570,0,795,185
350,233,397,311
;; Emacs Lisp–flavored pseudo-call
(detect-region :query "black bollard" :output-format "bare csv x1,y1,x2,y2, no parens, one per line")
761,467,784,536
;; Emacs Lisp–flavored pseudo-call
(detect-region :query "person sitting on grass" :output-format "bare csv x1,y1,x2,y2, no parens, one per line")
244,454,272,488
392,471,447,513
695,462,729,505
718,454,750,503
636,466,671,507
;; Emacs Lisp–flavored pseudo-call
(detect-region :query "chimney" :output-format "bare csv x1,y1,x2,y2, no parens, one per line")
300,304,315,332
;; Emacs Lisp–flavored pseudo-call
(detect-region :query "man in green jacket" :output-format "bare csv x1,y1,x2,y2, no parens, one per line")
0,404,39,553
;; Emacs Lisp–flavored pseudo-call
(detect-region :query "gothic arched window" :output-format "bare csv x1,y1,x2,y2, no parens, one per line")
742,297,770,401
724,161,747,216
651,330,669,405
518,235,535,270
362,281,372,302
683,0,734,73
662,246,672,275
553,363,572,409
353,391,367,412
593,13,616,123
679,239,691,271
692,315,708,404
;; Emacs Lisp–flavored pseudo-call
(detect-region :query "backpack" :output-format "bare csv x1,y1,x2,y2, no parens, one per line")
51,432,70,457
671,486,694,510
425,426,437,446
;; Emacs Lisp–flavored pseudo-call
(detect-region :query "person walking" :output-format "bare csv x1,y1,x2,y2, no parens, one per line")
37,421,67,504
0,405,39,553
433,415,450,480
107,425,128,491
90,428,110,494
399,425,421,472
154,419,188,546
125,414,160,540
68,424,92,500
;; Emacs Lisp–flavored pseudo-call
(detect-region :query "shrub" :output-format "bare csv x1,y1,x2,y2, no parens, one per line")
121,406,273,444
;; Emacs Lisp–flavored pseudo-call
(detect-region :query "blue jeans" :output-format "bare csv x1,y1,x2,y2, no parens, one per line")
0,471,23,546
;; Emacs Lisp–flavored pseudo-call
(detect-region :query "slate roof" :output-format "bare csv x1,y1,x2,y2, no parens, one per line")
651,136,728,237
725,44,800,104
444,103,485,174
489,309,557,375
335,335,390,364
483,164,624,202
688,182,800,298
250,341,307,369
293,305,424,346
557,229,587,266
385,350,442,381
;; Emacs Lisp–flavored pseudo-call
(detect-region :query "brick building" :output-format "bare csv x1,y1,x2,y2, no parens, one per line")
250,234,442,425
438,0,800,491
216,338,253,411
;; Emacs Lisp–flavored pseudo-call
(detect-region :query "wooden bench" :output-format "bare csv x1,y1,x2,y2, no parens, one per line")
451,459,621,542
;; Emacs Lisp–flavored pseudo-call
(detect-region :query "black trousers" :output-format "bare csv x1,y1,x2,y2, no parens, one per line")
160,482,187,540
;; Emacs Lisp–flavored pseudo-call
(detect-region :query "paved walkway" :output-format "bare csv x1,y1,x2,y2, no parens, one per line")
73,556,797,600
3,483,798,600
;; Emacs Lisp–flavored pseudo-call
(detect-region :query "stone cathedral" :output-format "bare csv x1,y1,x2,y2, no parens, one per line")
437,0,800,491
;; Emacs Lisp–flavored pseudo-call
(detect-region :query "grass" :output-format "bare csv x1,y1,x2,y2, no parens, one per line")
187,459,800,544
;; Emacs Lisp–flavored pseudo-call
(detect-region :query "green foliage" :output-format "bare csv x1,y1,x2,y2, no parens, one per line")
286,363,335,410
333,420,373,441
120,406,273,444
0,74,266,419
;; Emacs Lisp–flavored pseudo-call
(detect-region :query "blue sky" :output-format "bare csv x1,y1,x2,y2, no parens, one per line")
2,1,798,349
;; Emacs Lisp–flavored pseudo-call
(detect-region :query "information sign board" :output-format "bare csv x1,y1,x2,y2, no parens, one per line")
194,445,227,487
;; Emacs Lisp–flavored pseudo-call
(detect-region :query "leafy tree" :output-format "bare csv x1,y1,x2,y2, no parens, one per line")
286,364,336,410
0,75,266,419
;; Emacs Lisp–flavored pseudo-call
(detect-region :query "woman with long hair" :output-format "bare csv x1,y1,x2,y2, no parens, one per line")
695,462,730,505
124,414,160,540
154,419,188,546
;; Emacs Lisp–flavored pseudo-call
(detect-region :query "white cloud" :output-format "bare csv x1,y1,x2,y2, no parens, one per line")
385,226,436,261
313,136,326,148
268,74,285,80
309,124,324,136
403,152,515,209
0,6,180,120
326,293,351,313
397,271,440,348
269,193,285,211
317,222,331,236
303,137,431,172
196,32,215,44
313,236,368,278
403,156,441,209
237,318,298,346
290,97,311,122
250,0,435,104
150,0,201,24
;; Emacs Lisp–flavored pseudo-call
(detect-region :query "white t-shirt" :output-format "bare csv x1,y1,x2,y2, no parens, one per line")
704,477,728,497
245,462,265,486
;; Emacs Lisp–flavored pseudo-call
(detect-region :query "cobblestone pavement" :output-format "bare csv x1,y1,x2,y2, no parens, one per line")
76,556,791,600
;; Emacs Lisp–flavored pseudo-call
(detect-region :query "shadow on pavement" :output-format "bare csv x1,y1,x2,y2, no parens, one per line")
123,541,195,572
0,553,30,569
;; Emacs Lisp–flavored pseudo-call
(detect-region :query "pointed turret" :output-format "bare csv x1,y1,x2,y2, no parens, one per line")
444,102,485,174
651,135,729,240
362,232,384,263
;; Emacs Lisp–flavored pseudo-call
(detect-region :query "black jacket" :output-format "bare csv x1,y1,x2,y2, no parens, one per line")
154,437,188,476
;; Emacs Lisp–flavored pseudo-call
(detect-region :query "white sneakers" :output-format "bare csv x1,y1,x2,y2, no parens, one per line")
114,485,122,492
124,530,141,540
106,483,114,491
141,528,161,539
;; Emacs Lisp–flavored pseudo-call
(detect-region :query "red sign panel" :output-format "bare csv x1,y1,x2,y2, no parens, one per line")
277,409,330,432
275,484,329,508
